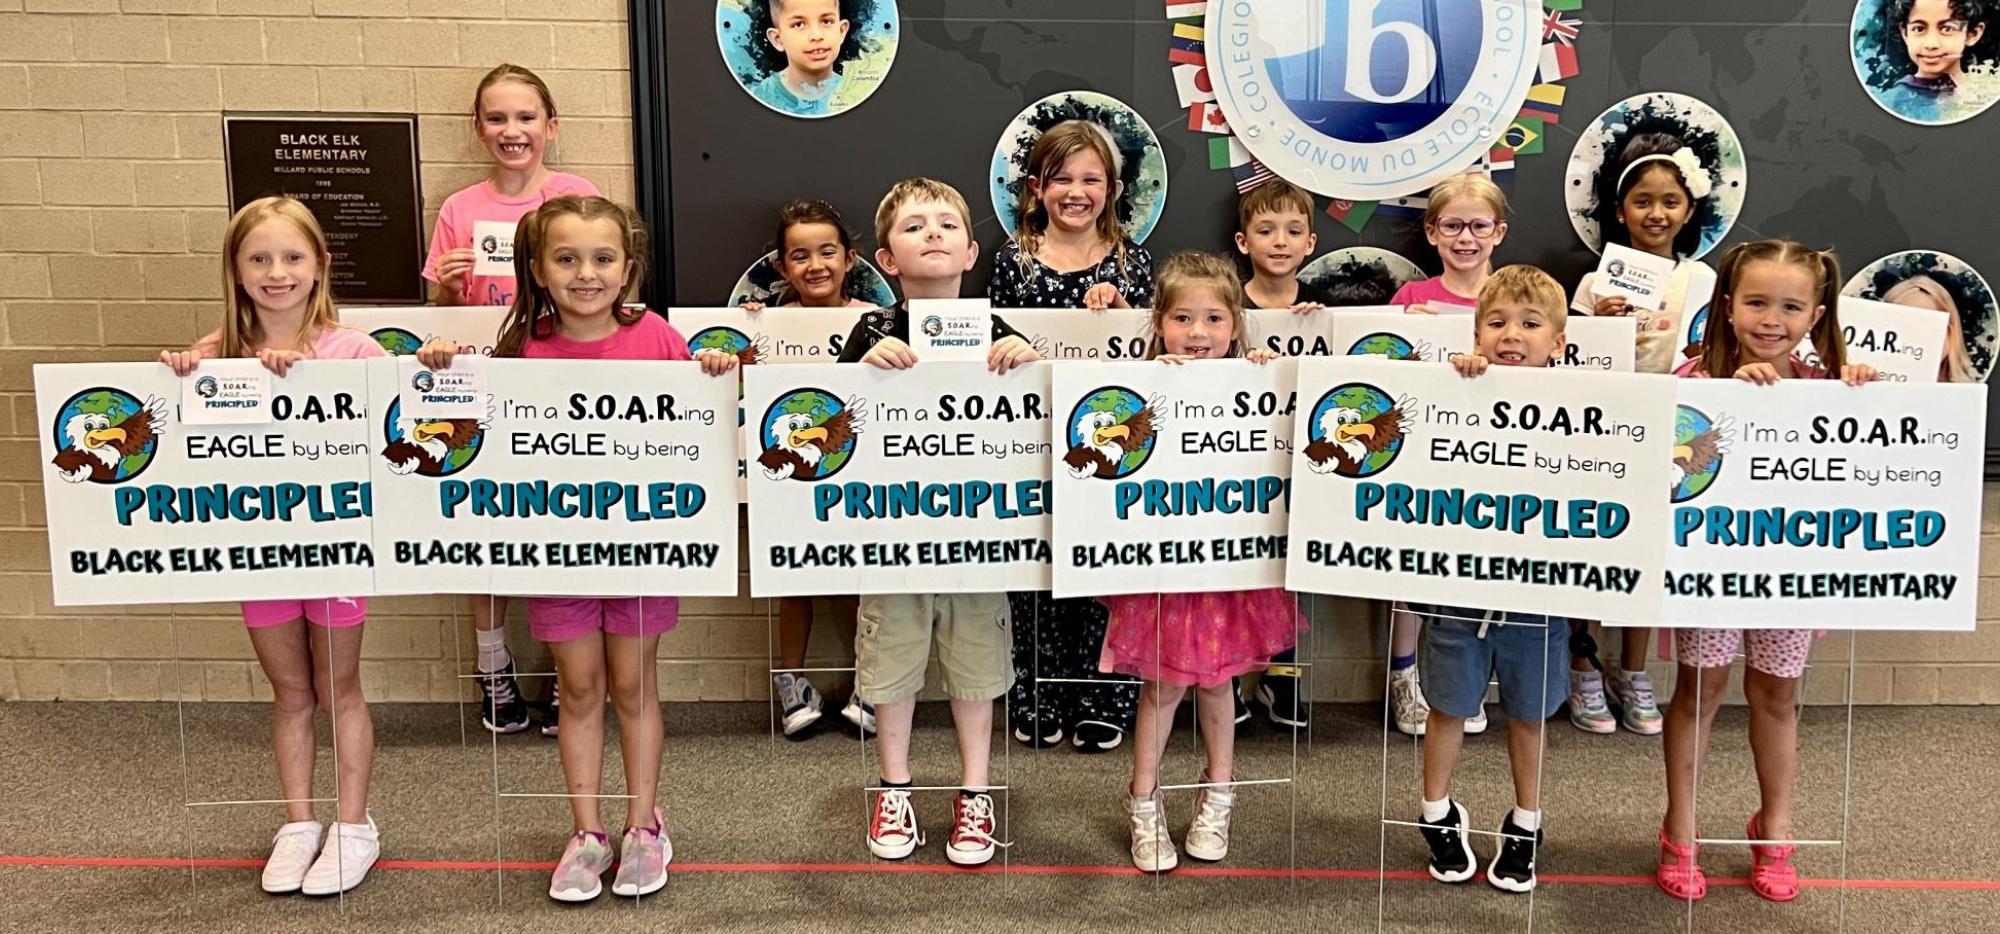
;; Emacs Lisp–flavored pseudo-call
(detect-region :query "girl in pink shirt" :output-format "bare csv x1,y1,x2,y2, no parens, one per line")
420,196,735,903
160,196,388,898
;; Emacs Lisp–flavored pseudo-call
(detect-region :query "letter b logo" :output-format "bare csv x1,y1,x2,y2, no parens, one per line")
1343,0,1437,104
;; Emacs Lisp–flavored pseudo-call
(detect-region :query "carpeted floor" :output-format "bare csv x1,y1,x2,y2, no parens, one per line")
0,700,1994,933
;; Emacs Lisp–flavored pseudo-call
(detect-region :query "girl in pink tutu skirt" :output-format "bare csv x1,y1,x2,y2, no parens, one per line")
1100,251,1304,873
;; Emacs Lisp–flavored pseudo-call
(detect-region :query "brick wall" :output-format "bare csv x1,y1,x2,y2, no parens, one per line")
3,2,1997,706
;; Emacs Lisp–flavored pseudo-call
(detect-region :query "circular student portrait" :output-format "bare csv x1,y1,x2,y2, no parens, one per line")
1564,92,1747,260
1852,0,2000,126
1843,249,2000,380
989,91,1169,245
728,249,897,308
1297,247,1426,306
716,0,899,120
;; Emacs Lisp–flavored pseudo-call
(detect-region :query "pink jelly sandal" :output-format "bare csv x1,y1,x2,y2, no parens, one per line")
1746,812,1800,902
1655,828,1707,901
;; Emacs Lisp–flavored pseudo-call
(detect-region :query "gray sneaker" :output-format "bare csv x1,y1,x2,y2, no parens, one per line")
548,831,613,903
611,808,672,897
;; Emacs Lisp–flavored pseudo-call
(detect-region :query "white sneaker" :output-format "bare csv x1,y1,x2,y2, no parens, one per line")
840,695,877,735
1183,784,1235,862
300,815,379,896
774,673,823,737
1465,704,1489,735
1128,790,1178,872
260,821,322,894
1390,667,1430,736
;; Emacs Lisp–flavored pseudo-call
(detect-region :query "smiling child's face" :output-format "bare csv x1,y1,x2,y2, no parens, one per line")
767,0,849,80
1904,0,1985,78
1475,296,1564,368
1030,149,1111,235
1237,208,1316,278
533,214,630,324
780,221,853,306
1159,286,1237,358
236,218,319,319
1424,196,1506,275
1726,259,1824,368
1617,165,1694,257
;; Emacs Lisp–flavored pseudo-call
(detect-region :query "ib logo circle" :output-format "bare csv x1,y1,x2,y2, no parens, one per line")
49,388,166,485
371,327,423,356
1304,383,1408,478
1207,0,1539,199
411,370,435,393
1063,387,1158,480
380,398,484,477
757,389,859,482
194,375,219,398
1671,404,1730,504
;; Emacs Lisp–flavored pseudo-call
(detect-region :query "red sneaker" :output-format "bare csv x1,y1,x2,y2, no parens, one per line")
946,792,1000,866
867,788,921,859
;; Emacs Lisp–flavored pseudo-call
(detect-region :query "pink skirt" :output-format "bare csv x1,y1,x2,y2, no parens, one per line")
1098,589,1304,687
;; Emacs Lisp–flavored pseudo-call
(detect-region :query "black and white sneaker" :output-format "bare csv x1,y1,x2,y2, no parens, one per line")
774,673,824,739
539,680,560,738
478,662,532,734
1071,720,1124,753
1487,813,1542,893
1256,674,1308,730
1011,708,1064,748
1418,800,1478,884
1231,678,1252,732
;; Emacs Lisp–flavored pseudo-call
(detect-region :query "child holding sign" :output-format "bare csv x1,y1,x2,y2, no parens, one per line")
743,199,874,739
160,196,389,896
842,177,1037,866
420,196,737,902
1657,241,1876,903
423,63,601,737
1566,133,1722,737
989,120,1155,753
1379,174,1515,737
1405,266,1572,894
1102,251,1299,872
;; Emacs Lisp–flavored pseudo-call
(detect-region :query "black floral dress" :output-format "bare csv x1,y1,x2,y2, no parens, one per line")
989,240,1155,738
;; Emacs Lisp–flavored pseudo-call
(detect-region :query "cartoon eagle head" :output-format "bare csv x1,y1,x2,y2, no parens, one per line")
1062,404,1157,479
758,403,862,480
382,414,486,477
1671,419,1731,492
1304,400,1406,476
51,395,168,483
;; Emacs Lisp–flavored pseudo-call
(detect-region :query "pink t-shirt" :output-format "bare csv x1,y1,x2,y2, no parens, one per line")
1671,354,1825,380
311,324,389,360
1391,277,1480,311
422,171,600,307
521,310,692,361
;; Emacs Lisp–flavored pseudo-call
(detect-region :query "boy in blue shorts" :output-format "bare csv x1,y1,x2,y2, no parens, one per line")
1414,265,1572,893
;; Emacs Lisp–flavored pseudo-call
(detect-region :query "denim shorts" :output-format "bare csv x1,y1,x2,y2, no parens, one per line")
1414,605,1568,723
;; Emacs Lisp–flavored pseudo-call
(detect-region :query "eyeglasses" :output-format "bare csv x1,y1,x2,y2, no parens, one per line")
1431,217,1501,239
1902,19,1970,37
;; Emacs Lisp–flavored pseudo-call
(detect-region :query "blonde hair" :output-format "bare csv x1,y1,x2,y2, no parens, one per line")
218,196,341,359
1477,265,1568,331
1236,179,1315,233
1883,275,1976,383
473,63,558,121
1700,240,1845,378
1146,251,1248,359
494,195,647,358
1422,173,1510,228
873,177,972,250
1012,120,1132,282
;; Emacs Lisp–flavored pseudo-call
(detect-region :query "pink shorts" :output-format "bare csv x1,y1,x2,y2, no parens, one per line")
1672,628,1812,679
526,597,679,644
241,597,368,629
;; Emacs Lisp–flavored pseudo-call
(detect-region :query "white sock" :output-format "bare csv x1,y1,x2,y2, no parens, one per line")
475,627,510,673
1421,797,1451,823
1511,807,1541,832
1621,666,1645,677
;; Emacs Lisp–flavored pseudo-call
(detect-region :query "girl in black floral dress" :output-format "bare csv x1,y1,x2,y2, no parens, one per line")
989,120,1155,752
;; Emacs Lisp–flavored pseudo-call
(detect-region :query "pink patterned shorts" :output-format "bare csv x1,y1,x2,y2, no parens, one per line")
1672,628,1812,679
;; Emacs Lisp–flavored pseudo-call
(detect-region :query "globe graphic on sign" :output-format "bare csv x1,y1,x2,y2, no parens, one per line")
372,327,423,356
759,388,857,481
1347,332,1419,360
1671,404,1724,503
50,388,159,484
1065,386,1155,480
382,397,484,477
1307,383,1405,478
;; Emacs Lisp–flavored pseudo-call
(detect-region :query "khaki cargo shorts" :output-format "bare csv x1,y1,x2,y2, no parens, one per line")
854,593,1012,704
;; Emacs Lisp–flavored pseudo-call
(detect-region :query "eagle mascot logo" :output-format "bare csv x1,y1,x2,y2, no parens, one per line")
380,396,487,477
757,388,864,481
49,388,168,484
1670,405,1732,503
1345,332,1433,362
1062,386,1160,480
1303,383,1411,478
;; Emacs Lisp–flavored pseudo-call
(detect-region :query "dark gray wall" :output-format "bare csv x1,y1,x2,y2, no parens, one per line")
658,1,2000,450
